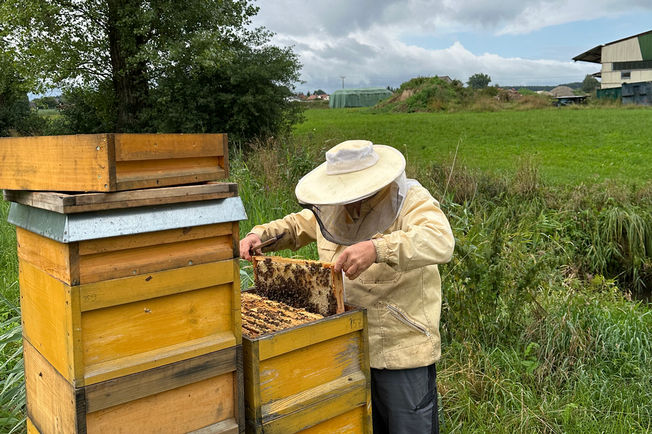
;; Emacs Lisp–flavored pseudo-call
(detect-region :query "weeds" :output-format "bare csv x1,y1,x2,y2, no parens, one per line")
0,201,23,433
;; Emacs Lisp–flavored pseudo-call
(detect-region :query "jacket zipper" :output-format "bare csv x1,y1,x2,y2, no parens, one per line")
385,303,431,337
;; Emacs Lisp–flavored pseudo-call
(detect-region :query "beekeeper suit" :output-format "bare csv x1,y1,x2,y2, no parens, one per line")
240,140,454,434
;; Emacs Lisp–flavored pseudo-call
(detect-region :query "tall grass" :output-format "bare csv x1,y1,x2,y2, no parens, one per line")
0,200,24,433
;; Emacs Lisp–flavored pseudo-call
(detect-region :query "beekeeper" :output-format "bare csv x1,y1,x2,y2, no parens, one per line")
240,139,454,434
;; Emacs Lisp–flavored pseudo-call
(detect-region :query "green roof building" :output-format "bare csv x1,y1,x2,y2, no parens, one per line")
329,88,393,108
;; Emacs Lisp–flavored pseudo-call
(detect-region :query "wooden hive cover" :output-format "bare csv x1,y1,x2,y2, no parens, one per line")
3,182,238,214
252,256,344,316
0,133,228,192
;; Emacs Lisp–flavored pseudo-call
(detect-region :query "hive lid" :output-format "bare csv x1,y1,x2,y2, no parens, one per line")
8,197,247,243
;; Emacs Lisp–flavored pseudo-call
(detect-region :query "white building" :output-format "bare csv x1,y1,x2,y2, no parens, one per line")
574,30,652,89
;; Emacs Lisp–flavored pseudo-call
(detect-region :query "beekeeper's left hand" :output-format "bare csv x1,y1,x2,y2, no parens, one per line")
334,240,377,280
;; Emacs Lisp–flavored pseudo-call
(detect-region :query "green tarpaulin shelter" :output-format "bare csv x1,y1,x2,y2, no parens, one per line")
329,88,393,108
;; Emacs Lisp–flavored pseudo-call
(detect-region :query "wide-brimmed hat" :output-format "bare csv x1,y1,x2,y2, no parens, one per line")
295,140,406,206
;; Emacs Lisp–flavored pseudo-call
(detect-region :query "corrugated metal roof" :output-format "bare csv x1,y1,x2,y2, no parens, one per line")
573,29,652,64
573,45,602,63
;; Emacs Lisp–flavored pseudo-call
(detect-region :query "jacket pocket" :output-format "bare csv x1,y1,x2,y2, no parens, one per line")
385,303,431,337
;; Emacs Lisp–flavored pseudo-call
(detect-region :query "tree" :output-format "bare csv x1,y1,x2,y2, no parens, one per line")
0,43,40,136
32,96,60,110
151,44,302,140
467,73,491,89
0,0,300,136
581,74,600,93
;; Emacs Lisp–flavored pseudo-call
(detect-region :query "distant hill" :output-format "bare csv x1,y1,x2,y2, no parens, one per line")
377,76,552,113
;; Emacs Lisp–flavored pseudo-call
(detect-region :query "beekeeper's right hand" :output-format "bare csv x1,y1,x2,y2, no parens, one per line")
240,233,262,261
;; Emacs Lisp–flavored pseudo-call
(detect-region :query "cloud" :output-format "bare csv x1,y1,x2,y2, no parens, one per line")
252,0,638,91
286,33,594,91
256,0,652,36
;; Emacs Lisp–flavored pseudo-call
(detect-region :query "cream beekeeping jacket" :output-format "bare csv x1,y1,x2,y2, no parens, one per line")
248,184,454,369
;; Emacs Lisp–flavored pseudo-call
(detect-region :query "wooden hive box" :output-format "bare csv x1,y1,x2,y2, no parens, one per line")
242,257,372,433
7,187,247,433
24,338,243,434
0,133,229,192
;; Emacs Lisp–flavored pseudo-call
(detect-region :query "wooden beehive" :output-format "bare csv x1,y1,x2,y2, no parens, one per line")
0,133,229,192
242,257,371,434
8,184,246,433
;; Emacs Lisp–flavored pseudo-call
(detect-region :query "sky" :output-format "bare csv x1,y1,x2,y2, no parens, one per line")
251,0,652,94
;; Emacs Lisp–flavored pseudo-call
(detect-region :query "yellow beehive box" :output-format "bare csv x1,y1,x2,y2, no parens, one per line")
24,339,243,433
241,255,372,434
0,133,229,192
9,194,246,387
243,300,371,433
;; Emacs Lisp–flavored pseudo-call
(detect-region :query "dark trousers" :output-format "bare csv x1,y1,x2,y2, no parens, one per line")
371,364,439,434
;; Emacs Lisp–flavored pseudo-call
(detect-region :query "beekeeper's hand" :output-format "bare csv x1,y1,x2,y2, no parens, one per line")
334,240,377,280
240,233,262,261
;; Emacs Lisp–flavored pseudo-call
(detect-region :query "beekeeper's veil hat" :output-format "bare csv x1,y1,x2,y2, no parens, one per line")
295,140,409,245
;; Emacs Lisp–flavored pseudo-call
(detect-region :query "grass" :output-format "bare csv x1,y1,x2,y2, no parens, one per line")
293,107,652,185
0,200,23,433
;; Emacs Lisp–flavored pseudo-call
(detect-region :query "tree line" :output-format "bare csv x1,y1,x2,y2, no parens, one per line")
0,0,302,142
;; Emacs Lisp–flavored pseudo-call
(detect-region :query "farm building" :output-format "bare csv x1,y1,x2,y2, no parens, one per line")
329,87,393,108
574,30,652,89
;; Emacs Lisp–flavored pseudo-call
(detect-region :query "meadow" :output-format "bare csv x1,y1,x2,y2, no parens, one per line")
294,107,651,184
1,105,651,433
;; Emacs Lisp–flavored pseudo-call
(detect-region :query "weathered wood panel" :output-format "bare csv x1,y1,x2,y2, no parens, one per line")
24,340,242,433
86,373,235,433
16,228,79,285
259,333,363,403
0,134,114,191
300,406,367,434
21,256,240,386
262,384,368,433
257,309,365,361
0,133,228,192
24,340,85,434
78,235,233,284
20,261,77,382
243,303,371,434
79,261,234,311
81,284,233,372
115,158,226,190
78,223,233,255
4,182,238,214
84,346,237,412
113,133,225,161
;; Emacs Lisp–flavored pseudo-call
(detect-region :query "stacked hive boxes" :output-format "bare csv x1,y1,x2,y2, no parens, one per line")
1,134,245,433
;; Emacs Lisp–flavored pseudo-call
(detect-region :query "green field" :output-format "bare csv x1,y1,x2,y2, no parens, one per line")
1,106,651,433
294,107,652,185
